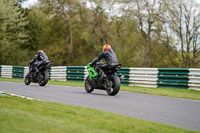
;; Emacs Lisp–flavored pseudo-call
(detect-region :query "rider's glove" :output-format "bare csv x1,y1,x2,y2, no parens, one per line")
29,60,34,65
89,63,94,67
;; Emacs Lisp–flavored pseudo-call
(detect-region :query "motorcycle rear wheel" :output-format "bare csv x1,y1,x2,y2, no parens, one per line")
85,76,94,93
106,75,120,96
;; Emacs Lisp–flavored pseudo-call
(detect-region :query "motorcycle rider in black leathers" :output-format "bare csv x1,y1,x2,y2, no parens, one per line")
29,50,49,76
90,44,118,80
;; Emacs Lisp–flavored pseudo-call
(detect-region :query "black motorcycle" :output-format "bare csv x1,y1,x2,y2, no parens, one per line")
24,61,53,86
85,60,124,96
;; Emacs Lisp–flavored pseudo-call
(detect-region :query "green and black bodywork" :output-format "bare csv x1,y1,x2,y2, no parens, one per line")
85,62,123,96
87,63,99,81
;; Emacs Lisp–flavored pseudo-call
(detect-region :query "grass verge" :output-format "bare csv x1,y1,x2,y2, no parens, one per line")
0,77,200,100
0,95,199,133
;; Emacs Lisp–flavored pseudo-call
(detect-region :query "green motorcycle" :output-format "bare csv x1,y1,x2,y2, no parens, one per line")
85,60,123,96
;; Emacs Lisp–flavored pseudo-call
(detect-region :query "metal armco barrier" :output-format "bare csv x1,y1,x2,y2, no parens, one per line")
0,65,1,77
116,67,130,85
0,65,200,91
188,69,200,91
12,66,24,79
129,68,158,88
50,66,66,81
24,66,29,78
67,66,85,81
1,65,12,78
157,68,189,89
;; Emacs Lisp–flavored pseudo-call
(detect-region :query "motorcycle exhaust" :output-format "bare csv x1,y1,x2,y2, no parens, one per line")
120,75,125,81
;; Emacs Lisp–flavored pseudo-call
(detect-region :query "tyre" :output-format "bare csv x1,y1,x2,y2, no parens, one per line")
39,70,49,86
24,73,31,85
106,75,120,96
85,76,94,93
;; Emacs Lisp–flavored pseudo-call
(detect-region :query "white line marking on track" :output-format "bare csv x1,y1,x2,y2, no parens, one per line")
0,91,44,101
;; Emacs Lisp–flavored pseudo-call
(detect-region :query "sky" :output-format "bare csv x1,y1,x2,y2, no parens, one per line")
21,0,38,8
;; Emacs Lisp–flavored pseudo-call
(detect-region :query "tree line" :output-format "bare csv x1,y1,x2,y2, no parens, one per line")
0,0,200,68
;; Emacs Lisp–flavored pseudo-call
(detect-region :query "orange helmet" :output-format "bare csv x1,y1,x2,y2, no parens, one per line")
103,44,111,51
37,50,44,54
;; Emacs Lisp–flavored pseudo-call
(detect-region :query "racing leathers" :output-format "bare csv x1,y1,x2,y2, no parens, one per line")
91,49,118,80
29,52,49,75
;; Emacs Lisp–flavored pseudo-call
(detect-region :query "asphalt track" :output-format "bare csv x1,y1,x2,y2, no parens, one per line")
0,81,200,131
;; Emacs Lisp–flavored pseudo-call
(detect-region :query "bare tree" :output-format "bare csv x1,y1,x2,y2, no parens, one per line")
166,0,200,67
124,0,164,67
86,0,116,46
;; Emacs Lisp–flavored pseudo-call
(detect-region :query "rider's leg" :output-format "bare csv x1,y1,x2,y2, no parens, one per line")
35,61,42,74
35,66,39,74
95,64,108,80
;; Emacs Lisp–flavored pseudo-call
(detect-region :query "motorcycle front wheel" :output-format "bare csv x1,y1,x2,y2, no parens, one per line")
106,75,120,96
24,73,31,85
85,76,94,93
39,70,49,86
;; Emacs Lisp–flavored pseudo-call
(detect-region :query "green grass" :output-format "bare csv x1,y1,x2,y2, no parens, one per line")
0,77,200,100
0,95,199,133
122,86,200,100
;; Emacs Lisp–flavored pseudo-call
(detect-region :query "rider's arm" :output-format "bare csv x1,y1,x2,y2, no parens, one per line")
90,51,105,66
97,51,105,61
90,58,98,66
29,54,39,65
